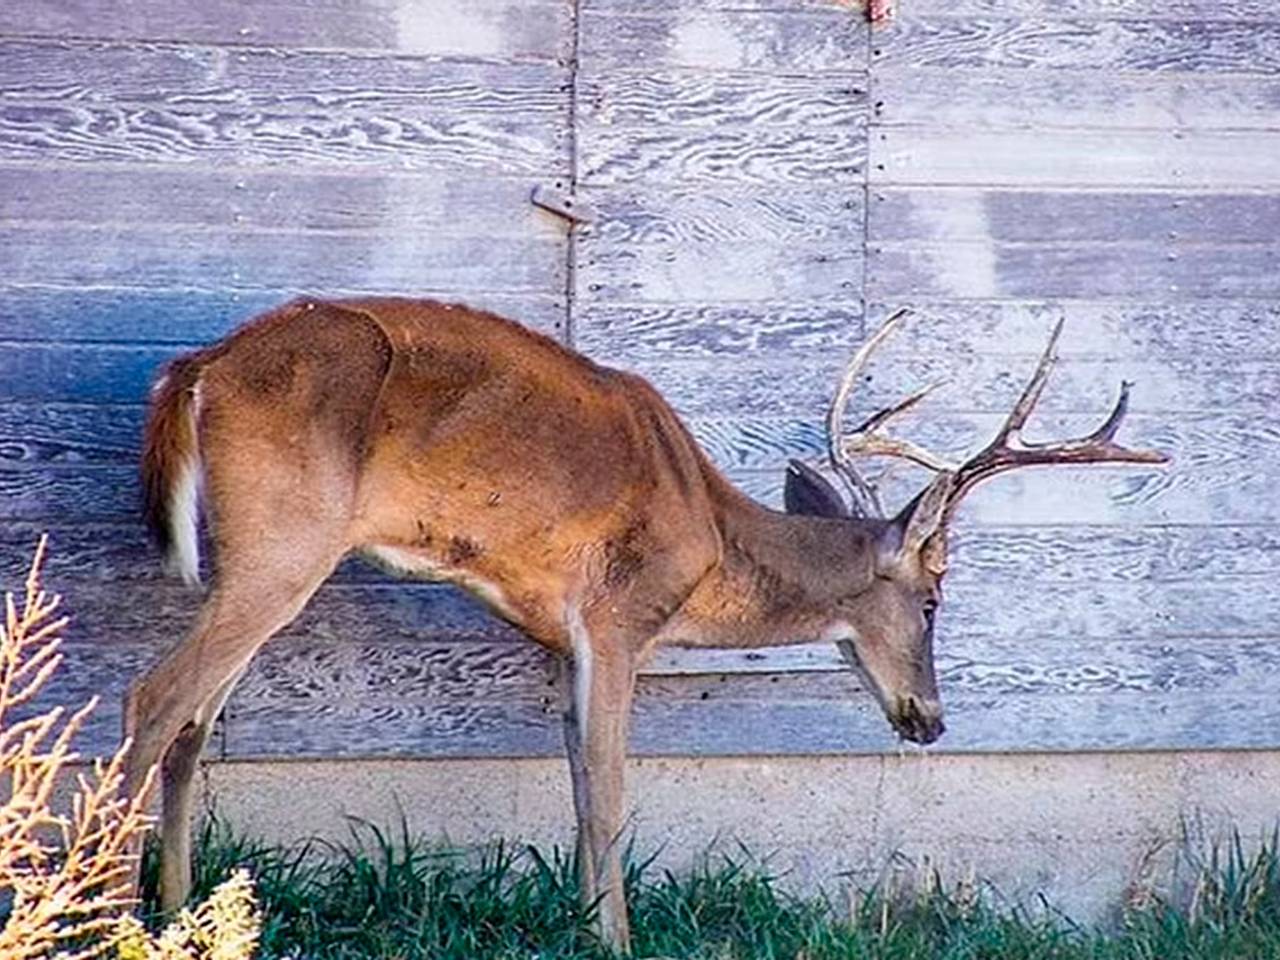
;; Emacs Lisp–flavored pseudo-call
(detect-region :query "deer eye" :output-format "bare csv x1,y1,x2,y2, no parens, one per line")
922,598,939,627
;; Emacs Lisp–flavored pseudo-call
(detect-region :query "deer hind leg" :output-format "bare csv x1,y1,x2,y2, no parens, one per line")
155,665,244,911
562,607,638,952
123,507,350,909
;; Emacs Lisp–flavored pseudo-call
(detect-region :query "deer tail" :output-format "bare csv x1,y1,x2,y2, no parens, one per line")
140,357,204,586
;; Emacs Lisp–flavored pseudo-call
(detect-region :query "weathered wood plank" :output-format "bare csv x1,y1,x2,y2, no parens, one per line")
0,403,142,466
53,680,1280,761
5,407,1259,520
0,0,571,60
609,354,1278,418
0,226,561,294
0,288,565,345
577,298,1279,363
580,126,866,186
573,303,863,359
0,102,564,173
867,241,1280,300
873,68,1280,131
579,70,866,127
584,0,868,13
7,341,1273,412
59,583,526,649
872,128,1280,187
45,575,1279,658
5,452,1275,529
863,299,1280,359
578,185,865,246
727,455,1280,526
895,0,1280,22
872,17,1280,75
14,522,1275,591
577,243,861,302
579,9,867,73
687,413,1274,476
215,644,1280,759
25,589,1261,758
870,190,1280,245
0,39,566,118
1,165,561,239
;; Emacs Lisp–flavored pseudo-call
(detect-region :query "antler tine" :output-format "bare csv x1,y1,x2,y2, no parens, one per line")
843,379,957,473
826,308,912,469
946,324,1169,520
993,316,1064,445
826,308,960,517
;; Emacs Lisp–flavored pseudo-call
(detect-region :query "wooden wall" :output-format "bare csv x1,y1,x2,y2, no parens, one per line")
1,0,1277,761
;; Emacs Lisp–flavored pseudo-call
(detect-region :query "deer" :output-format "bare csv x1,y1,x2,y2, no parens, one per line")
124,297,1165,952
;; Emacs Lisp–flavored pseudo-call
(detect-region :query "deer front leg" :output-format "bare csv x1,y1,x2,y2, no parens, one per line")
562,612,637,953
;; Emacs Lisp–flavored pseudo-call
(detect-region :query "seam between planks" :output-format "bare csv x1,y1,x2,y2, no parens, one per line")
562,0,583,345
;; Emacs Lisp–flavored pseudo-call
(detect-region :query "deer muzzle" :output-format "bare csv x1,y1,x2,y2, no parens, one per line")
893,695,945,745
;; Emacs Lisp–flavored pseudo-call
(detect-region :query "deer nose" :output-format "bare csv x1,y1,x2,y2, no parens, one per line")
895,696,945,745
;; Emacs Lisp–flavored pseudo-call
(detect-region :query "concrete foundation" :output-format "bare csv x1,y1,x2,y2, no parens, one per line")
199,750,1280,924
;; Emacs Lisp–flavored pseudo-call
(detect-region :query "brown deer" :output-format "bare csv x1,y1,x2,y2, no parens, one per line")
126,298,1164,951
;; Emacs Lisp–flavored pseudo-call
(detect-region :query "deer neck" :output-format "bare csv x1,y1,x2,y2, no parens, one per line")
660,483,879,649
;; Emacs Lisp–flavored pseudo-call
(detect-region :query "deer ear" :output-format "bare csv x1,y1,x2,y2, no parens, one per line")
784,460,849,518
894,472,956,560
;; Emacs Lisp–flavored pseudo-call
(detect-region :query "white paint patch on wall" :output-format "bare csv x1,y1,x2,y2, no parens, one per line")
394,0,499,56
670,14,762,72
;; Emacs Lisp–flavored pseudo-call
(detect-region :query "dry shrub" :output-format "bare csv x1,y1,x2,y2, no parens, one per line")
0,536,260,959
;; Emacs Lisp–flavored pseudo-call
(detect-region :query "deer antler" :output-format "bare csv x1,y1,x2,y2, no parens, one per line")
827,308,957,517
827,310,1168,522
943,317,1168,521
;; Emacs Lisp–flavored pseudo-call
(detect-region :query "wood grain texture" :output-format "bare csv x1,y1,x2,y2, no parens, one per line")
579,9,867,73
2,165,563,239
16,521,1273,591
579,70,866,127
9,340,1273,411
579,184,865,246
579,126,866,186
584,0,868,13
873,68,1280,131
897,1,1280,22
1,39,567,118
0,0,571,60
215,636,1280,757
577,298,1280,362
55,578,1280,660
578,242,861,302
870,190,1280,245
863,300,1280,359
687,412,1270,477
4,405,1259,522
729,457,1278,527
38,617,1280,758
867,241,1280,300
872,17,1280,75
573,303,863,359
7,0,1279,765
0,288,565,345
4,454,1272,529
0,101,563,173
594,354,1277,418
0,226,561,295
871,127,1280,187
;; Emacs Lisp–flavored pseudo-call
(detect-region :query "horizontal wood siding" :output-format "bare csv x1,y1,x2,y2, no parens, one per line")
859,0,1280,756
0,2,572,761
3,0,1277,762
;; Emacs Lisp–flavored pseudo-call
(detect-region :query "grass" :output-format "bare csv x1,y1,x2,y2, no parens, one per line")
139,819,1280,960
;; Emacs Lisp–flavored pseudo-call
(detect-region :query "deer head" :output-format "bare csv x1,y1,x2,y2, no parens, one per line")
783,309,1167,744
